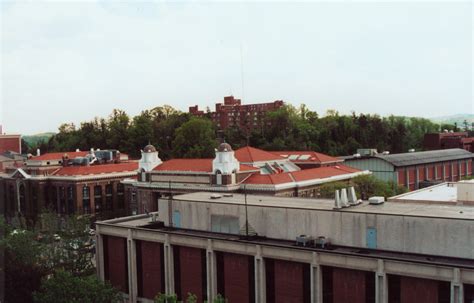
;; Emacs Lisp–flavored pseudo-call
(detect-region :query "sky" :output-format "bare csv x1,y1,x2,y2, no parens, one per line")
1,0,472,135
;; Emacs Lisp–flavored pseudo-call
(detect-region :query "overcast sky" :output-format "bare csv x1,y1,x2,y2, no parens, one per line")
1,1,472,135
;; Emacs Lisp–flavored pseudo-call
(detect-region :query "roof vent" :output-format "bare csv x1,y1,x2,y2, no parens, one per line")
348,187,361,206
368,196,385,205
340,188,349,207
408,149,415,153
334,189,342,209
223,194,233,197
210,194,222,199
382,151,390,155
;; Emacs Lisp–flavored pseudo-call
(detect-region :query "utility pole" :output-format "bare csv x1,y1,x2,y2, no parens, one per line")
168,180,173,228
244,184,249,238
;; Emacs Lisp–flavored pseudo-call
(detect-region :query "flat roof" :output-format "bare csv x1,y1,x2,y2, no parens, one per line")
390,183,458,203
172,192,474,220
98,214,474,269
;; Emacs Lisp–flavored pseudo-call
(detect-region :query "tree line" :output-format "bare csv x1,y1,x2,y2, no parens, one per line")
27,104,455,159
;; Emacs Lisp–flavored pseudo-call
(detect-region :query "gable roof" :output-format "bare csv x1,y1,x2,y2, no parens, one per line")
32,151,88,161
235,146,285,163
269,151,342,164
52,162,138,176
374,148,474,167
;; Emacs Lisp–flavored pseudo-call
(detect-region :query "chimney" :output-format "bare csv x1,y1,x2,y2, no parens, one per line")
62,154,69,167
36,148,40,156
90,148,94,155
340,188,349,207
76,148,80,152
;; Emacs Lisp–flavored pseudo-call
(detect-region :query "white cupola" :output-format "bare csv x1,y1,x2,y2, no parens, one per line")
212,142,240,174
139,144,162,172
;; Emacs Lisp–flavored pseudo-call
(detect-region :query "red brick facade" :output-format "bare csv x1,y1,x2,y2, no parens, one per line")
0,135,21,154
396,159,473,190
189,96,284,131
424,132,474,152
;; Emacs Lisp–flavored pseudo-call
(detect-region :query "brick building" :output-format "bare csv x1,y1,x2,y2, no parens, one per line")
123,143,369,215
0,149,137,223
0,134,21,154
189,96,284,131
424,131,474,152
343,148,474,191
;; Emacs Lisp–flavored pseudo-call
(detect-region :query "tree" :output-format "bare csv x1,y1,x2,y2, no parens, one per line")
0,211,97,302
33,270,121,303
352,175,407,200
172,118,217,158
106,109,130,152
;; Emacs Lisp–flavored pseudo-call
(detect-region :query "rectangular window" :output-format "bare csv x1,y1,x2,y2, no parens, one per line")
82,186,90,214
67,186,75,214
117,183,125,209
106,184,113,211
94,185,102,212
59,186,66,214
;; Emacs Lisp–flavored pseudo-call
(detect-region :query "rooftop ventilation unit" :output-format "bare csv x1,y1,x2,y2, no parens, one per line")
334,189,342,209
296,235,314,247
368,196,385,205
348,187,361,206
315,236,330,249
210,194,222,199
223,194,233,197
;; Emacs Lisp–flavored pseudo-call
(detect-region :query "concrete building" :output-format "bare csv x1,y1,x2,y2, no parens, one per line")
189,96,284,131
424,131,474,152
343,148,473,191
123,144,369,215
95,191,474,303
0,149,137,222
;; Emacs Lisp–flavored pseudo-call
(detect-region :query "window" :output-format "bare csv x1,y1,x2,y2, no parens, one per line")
59,186,66,214
94,185,102,212
117,183,124,209
105,184,113,211
8,185,15,213
67,186,75,214
82,186,90,214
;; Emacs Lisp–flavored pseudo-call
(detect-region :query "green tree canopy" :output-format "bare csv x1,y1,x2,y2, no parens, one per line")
172,118,217,158
33,270,121,303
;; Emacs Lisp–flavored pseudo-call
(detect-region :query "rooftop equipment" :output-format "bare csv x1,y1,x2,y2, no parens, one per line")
368,196,385,205
296,235,314,247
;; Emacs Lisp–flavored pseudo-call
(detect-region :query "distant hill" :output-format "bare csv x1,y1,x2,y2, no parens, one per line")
430,114,474,127
23,132,55,147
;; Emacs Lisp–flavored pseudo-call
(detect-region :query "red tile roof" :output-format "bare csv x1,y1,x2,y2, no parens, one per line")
32,151,88,161
240,164,259,171
52,162,138,176
154,159,214,173
290,165,361,182
269,151,341,164
244,172,294,185
153,159,259,173
244,165,361,185
235,146,285,163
